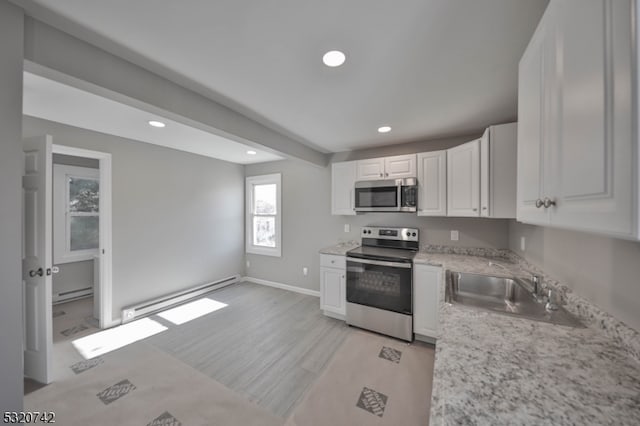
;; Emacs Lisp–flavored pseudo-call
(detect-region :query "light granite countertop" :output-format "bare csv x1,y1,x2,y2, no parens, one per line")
318,241,360,256
417,249,640,426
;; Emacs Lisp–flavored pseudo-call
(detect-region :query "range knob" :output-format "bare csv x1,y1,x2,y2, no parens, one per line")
412,232,417,237
406,231,411,237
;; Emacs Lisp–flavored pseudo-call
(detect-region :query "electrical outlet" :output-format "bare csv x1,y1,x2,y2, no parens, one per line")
344,224,350,233
303,267,308,276
520,236,526,251
246,260,250,268
451,230,459,241
122,309,135,321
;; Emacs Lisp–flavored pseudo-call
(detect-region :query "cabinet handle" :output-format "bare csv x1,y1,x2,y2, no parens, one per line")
535,198,544,208
385,172,388,177
472,208,478,212
379,173,383,177
543,197,556,208
482,207,487,210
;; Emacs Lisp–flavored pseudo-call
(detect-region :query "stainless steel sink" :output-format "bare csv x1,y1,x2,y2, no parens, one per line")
445,271,583,327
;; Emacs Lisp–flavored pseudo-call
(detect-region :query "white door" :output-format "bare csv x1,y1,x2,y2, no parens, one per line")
331,161,357,215
447,140,480,217
551,0,634,237
417,151,447,216
22,135,53,384
413,264,441,338
356,158,385,181
384,154,416,179
480,129,490,217
320,267,345,315
517,8,552,225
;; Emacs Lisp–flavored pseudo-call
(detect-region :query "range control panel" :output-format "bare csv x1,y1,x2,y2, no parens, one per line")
361,226,419,242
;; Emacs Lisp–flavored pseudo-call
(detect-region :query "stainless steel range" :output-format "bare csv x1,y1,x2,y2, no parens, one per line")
346,226,419,341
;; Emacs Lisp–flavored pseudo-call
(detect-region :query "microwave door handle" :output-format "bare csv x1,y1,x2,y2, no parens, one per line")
397,183,402,209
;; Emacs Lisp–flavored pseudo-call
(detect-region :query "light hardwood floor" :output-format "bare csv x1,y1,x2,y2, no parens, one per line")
147,282,352,417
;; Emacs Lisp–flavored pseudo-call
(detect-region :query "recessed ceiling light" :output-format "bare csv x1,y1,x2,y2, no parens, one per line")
148,120,166,128
378,126,392,133
322,50,346,67
247,150,257,155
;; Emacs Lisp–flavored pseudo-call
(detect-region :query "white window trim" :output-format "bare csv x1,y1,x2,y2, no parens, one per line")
246,173,282,257
53,164,100,264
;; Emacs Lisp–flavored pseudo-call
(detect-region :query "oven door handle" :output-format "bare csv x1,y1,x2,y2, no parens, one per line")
348,257,412,269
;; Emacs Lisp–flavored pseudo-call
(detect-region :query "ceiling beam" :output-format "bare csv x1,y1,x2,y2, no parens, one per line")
22,17,328,167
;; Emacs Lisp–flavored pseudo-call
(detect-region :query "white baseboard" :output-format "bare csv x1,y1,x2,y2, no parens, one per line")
322,310,345,321
242,276,320,298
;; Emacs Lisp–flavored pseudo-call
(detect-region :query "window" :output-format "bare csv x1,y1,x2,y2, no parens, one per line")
246,173,281,257
54,164,100,264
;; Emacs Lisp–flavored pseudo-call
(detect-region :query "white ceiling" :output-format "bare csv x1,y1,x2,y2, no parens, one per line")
23,72,283,164
18,0,548,153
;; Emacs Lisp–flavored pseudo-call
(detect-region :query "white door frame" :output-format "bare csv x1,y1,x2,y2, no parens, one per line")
52,144,115,329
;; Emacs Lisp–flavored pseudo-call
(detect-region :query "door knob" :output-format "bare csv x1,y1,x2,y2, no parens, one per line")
29,267,44,278
543,197,556,208
535,198,544,208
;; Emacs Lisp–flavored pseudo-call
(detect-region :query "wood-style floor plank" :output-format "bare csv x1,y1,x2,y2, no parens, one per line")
147,281,351,417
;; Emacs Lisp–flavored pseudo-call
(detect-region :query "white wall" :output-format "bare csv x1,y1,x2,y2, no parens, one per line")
509,220,640,332
0,1,24,411
245,148,510,292
24,116,245,320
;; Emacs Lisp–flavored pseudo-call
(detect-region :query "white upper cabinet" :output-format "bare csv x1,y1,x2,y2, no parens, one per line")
518,0,637,238
417,151,447,216
356,154,416,181
331,161,357,215
356,158,385,181
481,123,517,219
447,139,480,217
384,154,416,179
517,10,552,226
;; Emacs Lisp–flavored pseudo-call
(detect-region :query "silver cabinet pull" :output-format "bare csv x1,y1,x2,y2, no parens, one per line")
543,197,556,208
535,198,544,208
482,207,487,210
472,208,478,212
379,173,383,177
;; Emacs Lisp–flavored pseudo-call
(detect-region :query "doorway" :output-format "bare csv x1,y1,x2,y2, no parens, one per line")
22,138,114,387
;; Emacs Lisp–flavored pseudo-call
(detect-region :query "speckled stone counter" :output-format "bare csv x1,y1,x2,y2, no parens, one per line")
318,241,360,256
416,249,640,425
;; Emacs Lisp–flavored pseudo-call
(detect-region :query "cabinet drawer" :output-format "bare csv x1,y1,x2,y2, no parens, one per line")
320,254,346,269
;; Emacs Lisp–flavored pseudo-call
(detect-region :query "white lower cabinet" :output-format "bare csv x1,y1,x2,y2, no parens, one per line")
320,254,346,318
413,264,442,339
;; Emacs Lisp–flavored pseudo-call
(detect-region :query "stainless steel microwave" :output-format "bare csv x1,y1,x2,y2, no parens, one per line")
354,178,418,212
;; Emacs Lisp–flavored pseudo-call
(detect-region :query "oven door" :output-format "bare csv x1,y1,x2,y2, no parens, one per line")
354,182,400,212
346,257,412,314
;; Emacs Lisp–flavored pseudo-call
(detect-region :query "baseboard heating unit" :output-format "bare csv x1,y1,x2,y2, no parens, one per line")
121,275,239,324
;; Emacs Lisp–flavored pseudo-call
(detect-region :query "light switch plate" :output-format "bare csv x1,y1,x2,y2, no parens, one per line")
303,267,308,276
344,224,350,233
450,230,459,241
520,236,526,251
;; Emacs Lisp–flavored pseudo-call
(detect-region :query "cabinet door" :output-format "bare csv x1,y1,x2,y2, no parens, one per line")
384,154,416,179
331,161,357,215
417,151,446,216
517,12,552,225
356,158,385,181
447,139,480,217
480,129,490,217
413,264,441,338
320,267,345,315
551,0,634,237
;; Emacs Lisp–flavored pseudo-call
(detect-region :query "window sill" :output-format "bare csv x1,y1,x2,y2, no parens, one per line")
54,251,99,265
246,246,281,258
